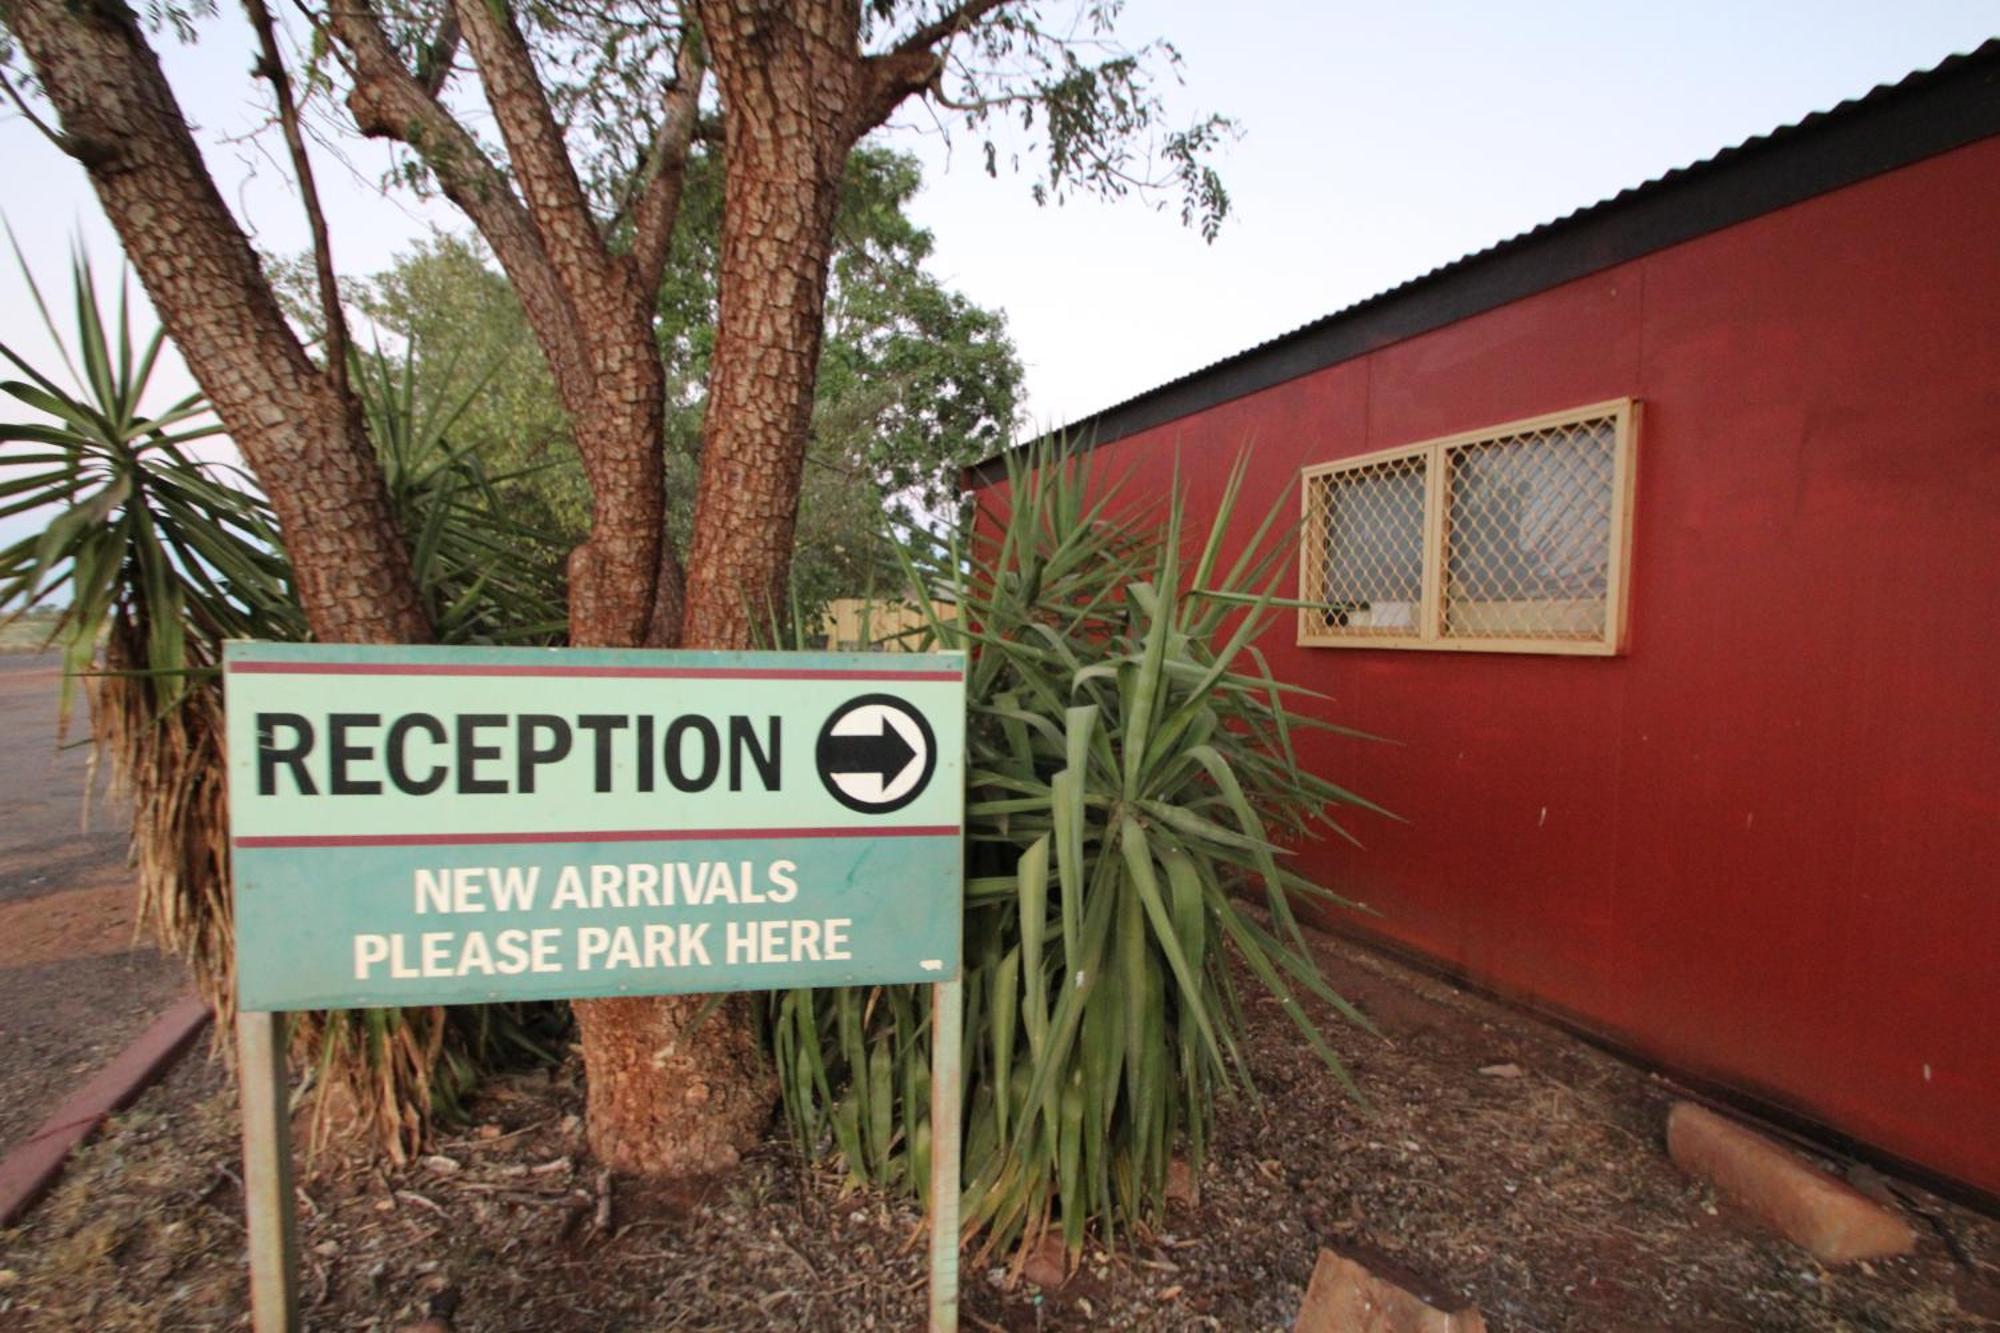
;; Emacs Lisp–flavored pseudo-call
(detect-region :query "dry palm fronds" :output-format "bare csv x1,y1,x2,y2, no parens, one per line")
4,247,565,1162
90,622,236,1021
90,627,486,1161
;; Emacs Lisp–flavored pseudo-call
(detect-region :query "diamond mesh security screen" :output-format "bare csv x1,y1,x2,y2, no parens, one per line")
1298,400,1634,654
1305,454,1427,639
1442,414,1618,641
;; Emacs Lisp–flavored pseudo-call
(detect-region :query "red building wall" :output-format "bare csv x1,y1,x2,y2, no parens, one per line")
1001,136,2000,1195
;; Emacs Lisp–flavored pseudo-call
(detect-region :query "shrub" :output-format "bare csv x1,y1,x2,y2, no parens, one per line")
771,446,1387,1258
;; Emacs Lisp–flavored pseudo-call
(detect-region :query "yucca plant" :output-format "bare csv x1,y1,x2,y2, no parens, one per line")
352,339,570,646
0,251,303,700
0,248,567,1159
771,445,1388,1261
0,250,303,1012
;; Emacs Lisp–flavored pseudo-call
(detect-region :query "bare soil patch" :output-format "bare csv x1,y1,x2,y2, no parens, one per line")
1,927,1994,1331
0,622,61,655
0,885,153,968
0,655,188,1151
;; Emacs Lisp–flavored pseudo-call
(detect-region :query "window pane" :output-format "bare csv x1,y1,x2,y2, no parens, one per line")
1444,417,1617,639
1309,453,1427,634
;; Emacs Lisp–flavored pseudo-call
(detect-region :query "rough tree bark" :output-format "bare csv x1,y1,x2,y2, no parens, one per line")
1,0,427,645
555,0,979,1176
543,0,887,1164
681,0,959,645
339,0,678,651
7,0,1004,1179
332,0,777,1175
680,0,863,647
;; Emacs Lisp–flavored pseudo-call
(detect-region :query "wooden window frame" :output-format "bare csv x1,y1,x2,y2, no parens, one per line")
1297,398,1640,656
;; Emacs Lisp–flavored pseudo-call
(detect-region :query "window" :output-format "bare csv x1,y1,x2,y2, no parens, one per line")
1299,399,1637,654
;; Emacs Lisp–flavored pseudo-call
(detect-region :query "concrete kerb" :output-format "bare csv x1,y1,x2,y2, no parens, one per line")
0,992,211,1226
1666,1101,1919,1264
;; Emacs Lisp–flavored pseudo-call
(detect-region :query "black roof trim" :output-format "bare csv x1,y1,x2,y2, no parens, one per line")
971,41,2000,487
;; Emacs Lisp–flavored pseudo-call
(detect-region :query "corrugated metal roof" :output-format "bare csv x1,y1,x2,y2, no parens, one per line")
988,39,1999,471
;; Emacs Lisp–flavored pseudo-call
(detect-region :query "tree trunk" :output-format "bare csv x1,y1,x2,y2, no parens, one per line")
3,0,427,645
562,287,669,652
566,0,865,1177
562,277,770,1179
681,0,861,648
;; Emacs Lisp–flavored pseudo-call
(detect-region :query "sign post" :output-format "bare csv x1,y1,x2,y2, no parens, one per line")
236,1009,300,1332
928,976,963,1333
224,643,967,1330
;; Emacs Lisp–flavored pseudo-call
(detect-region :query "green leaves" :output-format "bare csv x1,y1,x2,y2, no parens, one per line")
881,1,1241,243
771,442,1386,1258
0,240,570,1159
0,251,301,726
350,339,569,645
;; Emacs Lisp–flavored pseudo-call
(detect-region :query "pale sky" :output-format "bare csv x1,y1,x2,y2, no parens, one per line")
1,1,1994,535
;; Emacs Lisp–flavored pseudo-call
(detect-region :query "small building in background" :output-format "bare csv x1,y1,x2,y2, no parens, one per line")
815,597,954,652
972,44,2000,1200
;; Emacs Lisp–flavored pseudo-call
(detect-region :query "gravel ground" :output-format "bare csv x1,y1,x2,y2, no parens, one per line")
2,919,1994,1331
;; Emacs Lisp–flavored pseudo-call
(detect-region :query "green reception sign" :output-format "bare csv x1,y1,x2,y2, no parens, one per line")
224,642,966,1012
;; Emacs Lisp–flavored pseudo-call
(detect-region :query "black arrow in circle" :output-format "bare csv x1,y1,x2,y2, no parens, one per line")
819,718,916,785
816,695,937,814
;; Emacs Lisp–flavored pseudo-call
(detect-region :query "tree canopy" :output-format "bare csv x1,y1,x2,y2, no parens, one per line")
324,144,1022,611
1,0,1232,1175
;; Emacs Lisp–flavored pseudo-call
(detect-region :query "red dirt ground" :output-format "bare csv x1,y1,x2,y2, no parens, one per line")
0,654,188,1153
1,921,1994,1330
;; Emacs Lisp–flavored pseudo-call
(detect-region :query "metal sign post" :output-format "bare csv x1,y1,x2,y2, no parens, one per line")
224,643,968,1332
927,976,963,1333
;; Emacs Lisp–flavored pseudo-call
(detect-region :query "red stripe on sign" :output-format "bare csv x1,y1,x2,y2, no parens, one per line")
236,824,959,849
228,661,961,682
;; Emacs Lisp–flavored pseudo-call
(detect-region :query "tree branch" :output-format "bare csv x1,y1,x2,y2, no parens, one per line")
858,0,1015,134
244,0,352,404
1,0,431,643
0,65,68,151
415,10,460,97
450,0,616,305
929,86,1033,116
884,0,1016,61
328,0,670,650
628,33,706,293
329,0,590,386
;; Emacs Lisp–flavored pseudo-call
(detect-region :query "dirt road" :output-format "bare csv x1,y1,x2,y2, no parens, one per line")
0,654,188,1152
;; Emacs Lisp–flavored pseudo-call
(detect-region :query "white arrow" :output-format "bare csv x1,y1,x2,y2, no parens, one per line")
919,959,943,972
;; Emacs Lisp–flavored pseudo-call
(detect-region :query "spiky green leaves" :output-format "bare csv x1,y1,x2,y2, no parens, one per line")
0,249,298,726
772,443,1388,1258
